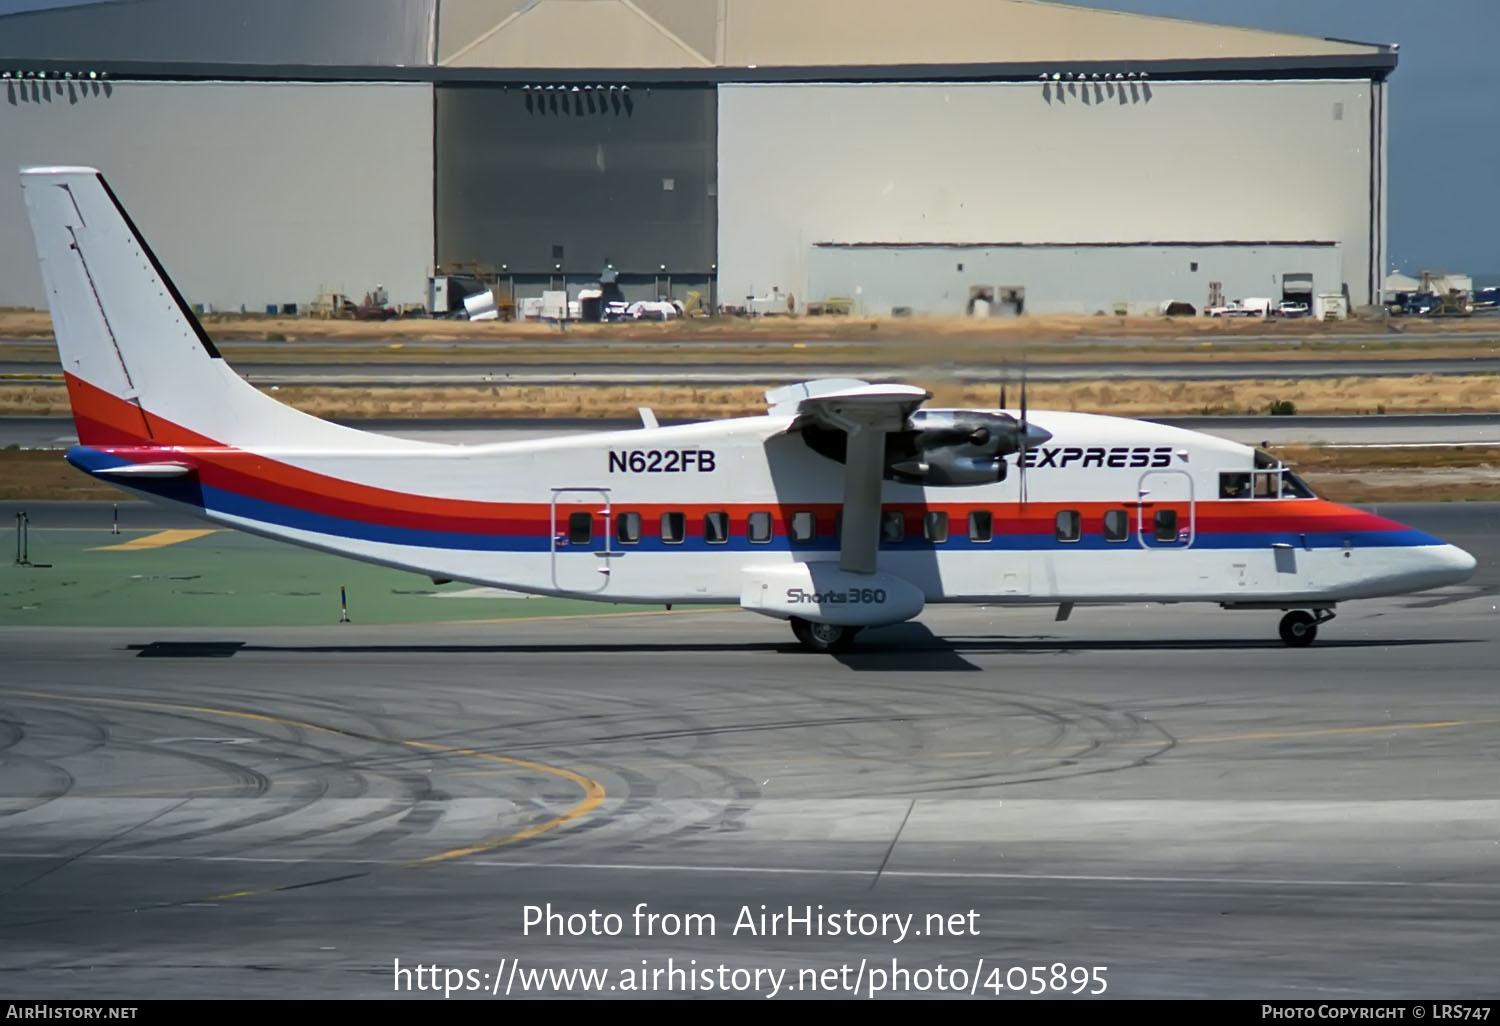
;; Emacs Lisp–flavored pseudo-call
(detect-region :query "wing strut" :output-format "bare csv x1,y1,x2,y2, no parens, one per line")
839,421,884,574
778,382,931,575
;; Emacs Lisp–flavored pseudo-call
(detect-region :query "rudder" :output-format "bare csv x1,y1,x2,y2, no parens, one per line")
19,166,412,452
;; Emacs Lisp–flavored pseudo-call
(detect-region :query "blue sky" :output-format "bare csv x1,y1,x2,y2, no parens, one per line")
4,0,1495,278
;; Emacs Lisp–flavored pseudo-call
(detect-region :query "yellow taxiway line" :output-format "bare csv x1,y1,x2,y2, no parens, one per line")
90,529,219,551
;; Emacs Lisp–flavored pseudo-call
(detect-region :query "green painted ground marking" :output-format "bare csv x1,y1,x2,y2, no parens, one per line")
1,529,695,627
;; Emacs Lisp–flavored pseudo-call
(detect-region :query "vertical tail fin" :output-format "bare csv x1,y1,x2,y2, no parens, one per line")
19,166,418,451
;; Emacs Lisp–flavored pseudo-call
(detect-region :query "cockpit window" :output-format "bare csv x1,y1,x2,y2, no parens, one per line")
1244,450,1317,499
1280,471,1316,499
1219,472,1251,499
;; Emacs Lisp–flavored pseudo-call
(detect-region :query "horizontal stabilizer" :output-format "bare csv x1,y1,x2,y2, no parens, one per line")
93,462,193,477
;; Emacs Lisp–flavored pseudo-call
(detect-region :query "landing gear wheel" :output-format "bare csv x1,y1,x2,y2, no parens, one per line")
1279,610,1318,647
791,618,860,653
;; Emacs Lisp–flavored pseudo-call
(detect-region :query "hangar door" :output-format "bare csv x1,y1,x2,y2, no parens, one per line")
435,85,717,284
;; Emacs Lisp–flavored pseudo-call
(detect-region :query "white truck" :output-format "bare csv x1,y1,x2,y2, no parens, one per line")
1207,297,1272,318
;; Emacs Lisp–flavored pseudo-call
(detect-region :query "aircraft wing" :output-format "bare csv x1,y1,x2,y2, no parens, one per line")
771,380,932,575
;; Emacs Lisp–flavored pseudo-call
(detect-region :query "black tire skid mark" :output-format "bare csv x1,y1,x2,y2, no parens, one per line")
862,679,1178,792
83,705,415,856
0,703,100,818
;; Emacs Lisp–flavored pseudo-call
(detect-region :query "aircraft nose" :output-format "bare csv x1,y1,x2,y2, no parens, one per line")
1431,543,1478,585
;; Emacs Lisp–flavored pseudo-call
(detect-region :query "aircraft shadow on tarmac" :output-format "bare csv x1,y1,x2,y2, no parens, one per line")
123,624,1478,673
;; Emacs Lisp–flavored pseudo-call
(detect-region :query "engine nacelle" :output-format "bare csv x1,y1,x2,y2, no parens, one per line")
888,410,1028,486
740,563,925,627
797,408,1052,487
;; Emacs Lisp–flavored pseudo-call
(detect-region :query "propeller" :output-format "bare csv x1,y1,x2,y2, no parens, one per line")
1017,363,1029,505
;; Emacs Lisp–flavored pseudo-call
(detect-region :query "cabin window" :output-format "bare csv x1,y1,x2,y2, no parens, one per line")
969,510,993,543
790,511,817,543
1055,510,1081,542
924,511,949,543
661,511,685,544
748,511,773,543
1153,508,1179,541
1103,509,1129,541
1219,472,1251,499
704,511,729,544
880,510,905,543
616,511,641,543
567,512,592,544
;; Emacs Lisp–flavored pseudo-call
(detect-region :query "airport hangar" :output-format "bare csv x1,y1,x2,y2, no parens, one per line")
0,0,1395,319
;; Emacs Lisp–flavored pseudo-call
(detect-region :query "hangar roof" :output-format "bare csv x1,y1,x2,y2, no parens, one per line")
0,0,1396,81
437,0,1390,69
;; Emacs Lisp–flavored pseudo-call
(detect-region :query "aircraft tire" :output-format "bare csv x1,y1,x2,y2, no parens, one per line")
1279,610,1318,647
790,617,812,645
796,619,859,654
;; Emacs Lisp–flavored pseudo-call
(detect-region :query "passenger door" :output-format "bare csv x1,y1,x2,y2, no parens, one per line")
549,487,614,594
1137,470,1194,550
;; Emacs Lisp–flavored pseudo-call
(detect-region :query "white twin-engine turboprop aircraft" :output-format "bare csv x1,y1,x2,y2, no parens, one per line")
20,166,1478,652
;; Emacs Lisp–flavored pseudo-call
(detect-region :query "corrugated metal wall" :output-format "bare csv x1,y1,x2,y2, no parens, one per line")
719,80,1381,313
435,84,717,280
0,81,434,310
806,243,1344,317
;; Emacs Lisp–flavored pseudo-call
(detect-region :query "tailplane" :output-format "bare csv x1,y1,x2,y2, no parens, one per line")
19,166,420,452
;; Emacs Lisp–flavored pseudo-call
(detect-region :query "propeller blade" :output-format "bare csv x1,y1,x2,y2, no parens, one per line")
1018,363,1028,505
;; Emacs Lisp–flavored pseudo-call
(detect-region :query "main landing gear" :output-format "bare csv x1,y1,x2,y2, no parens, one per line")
1279,608,1336,647
790,617,862,653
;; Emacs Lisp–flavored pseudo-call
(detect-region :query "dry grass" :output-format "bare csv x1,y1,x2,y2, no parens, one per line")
0,449,121,500
1269,445,1500,470
9,374,1499,419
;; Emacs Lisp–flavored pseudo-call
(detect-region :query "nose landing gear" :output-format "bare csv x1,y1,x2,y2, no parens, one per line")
1279,608,1336,647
